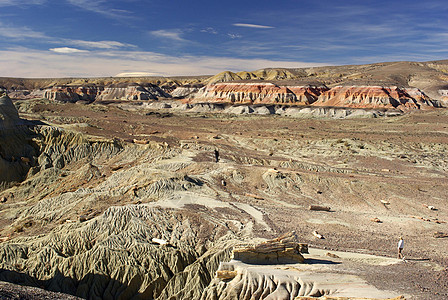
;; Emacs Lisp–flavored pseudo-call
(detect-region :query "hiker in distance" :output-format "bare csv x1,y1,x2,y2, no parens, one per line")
397,237,404,259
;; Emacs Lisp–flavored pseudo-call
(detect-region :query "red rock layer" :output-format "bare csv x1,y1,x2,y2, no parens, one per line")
191,83,435,109
314,86,434,109
193,83,326,105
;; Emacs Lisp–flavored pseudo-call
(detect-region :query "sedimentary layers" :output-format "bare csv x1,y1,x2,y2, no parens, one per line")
191,83,437,109
43,84,169,102
44,86,102,102
192,83,323,105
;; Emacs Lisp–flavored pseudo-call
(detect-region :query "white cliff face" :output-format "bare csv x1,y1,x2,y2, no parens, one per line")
97,84,170,101
43,84,171,102
44,86,101,102
171,87,200,98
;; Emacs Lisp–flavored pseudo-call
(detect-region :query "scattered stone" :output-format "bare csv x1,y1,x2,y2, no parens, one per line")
245,193,264,200
371,217,382,223
433,232,448,238
380,200,390,205
313,231,324,239
0,197,6,203
152,238,168,245
216,270,237,280
133,139,149,145
326,252,340,258
221,179,226,186
20,156,30,163
79,215,87,222
111,165,123,171
309,205,331,212
410,216,444,223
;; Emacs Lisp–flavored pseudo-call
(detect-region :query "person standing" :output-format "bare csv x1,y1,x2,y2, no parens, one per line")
214,149,219,163
397,237,404,259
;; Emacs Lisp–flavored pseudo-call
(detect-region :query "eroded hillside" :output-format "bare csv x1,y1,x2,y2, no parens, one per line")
0,95,447,299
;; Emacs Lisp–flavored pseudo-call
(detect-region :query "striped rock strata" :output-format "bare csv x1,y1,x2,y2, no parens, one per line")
44,84,169,102
313,86,435,109
193,83,325,105
191,83,437,109
44,86,102,102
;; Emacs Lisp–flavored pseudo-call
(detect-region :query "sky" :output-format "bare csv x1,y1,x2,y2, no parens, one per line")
0,0,447,77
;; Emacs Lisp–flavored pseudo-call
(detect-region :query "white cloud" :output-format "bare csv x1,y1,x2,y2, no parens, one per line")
228,33,242,39
0,21,47,39
66,0,132,19
0,0,45,7
65,39,136,49
0,47,327,78
150,29,185,41
233,23,274,29
115,72,159,77
200,27,218,34
49,47,89,53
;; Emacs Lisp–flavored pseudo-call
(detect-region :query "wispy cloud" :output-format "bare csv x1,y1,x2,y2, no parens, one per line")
66,0,132,19
150,29,185,41
0,47,327,78
0,21,48,39
49,47,89,53
227,33,242,39
200,27,218,34
0,21,135,52
233,23,274,29
65,39,136,49
0,0,45,7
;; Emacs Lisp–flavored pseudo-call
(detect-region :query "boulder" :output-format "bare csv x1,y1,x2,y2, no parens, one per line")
232,232,306,264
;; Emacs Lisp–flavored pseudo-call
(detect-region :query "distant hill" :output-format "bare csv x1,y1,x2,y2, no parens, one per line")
1,59,448,101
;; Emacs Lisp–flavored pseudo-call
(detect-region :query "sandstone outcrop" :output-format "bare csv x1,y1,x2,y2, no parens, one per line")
171,86,201,98
313,86,435,109
96,83,169,101
193,82,325,105
43,83,170,102
0,93,34,189
8,89,45,100
0,93,20,128
232,232,307,264
190,82,436,110
44,86,101,102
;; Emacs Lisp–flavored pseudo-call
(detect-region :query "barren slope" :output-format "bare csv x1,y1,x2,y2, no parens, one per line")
0,98,447,299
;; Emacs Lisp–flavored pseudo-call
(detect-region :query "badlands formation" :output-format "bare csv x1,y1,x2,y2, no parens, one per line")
0,60,447,299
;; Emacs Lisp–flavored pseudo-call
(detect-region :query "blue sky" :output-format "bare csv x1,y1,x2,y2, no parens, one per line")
0,0,447,77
